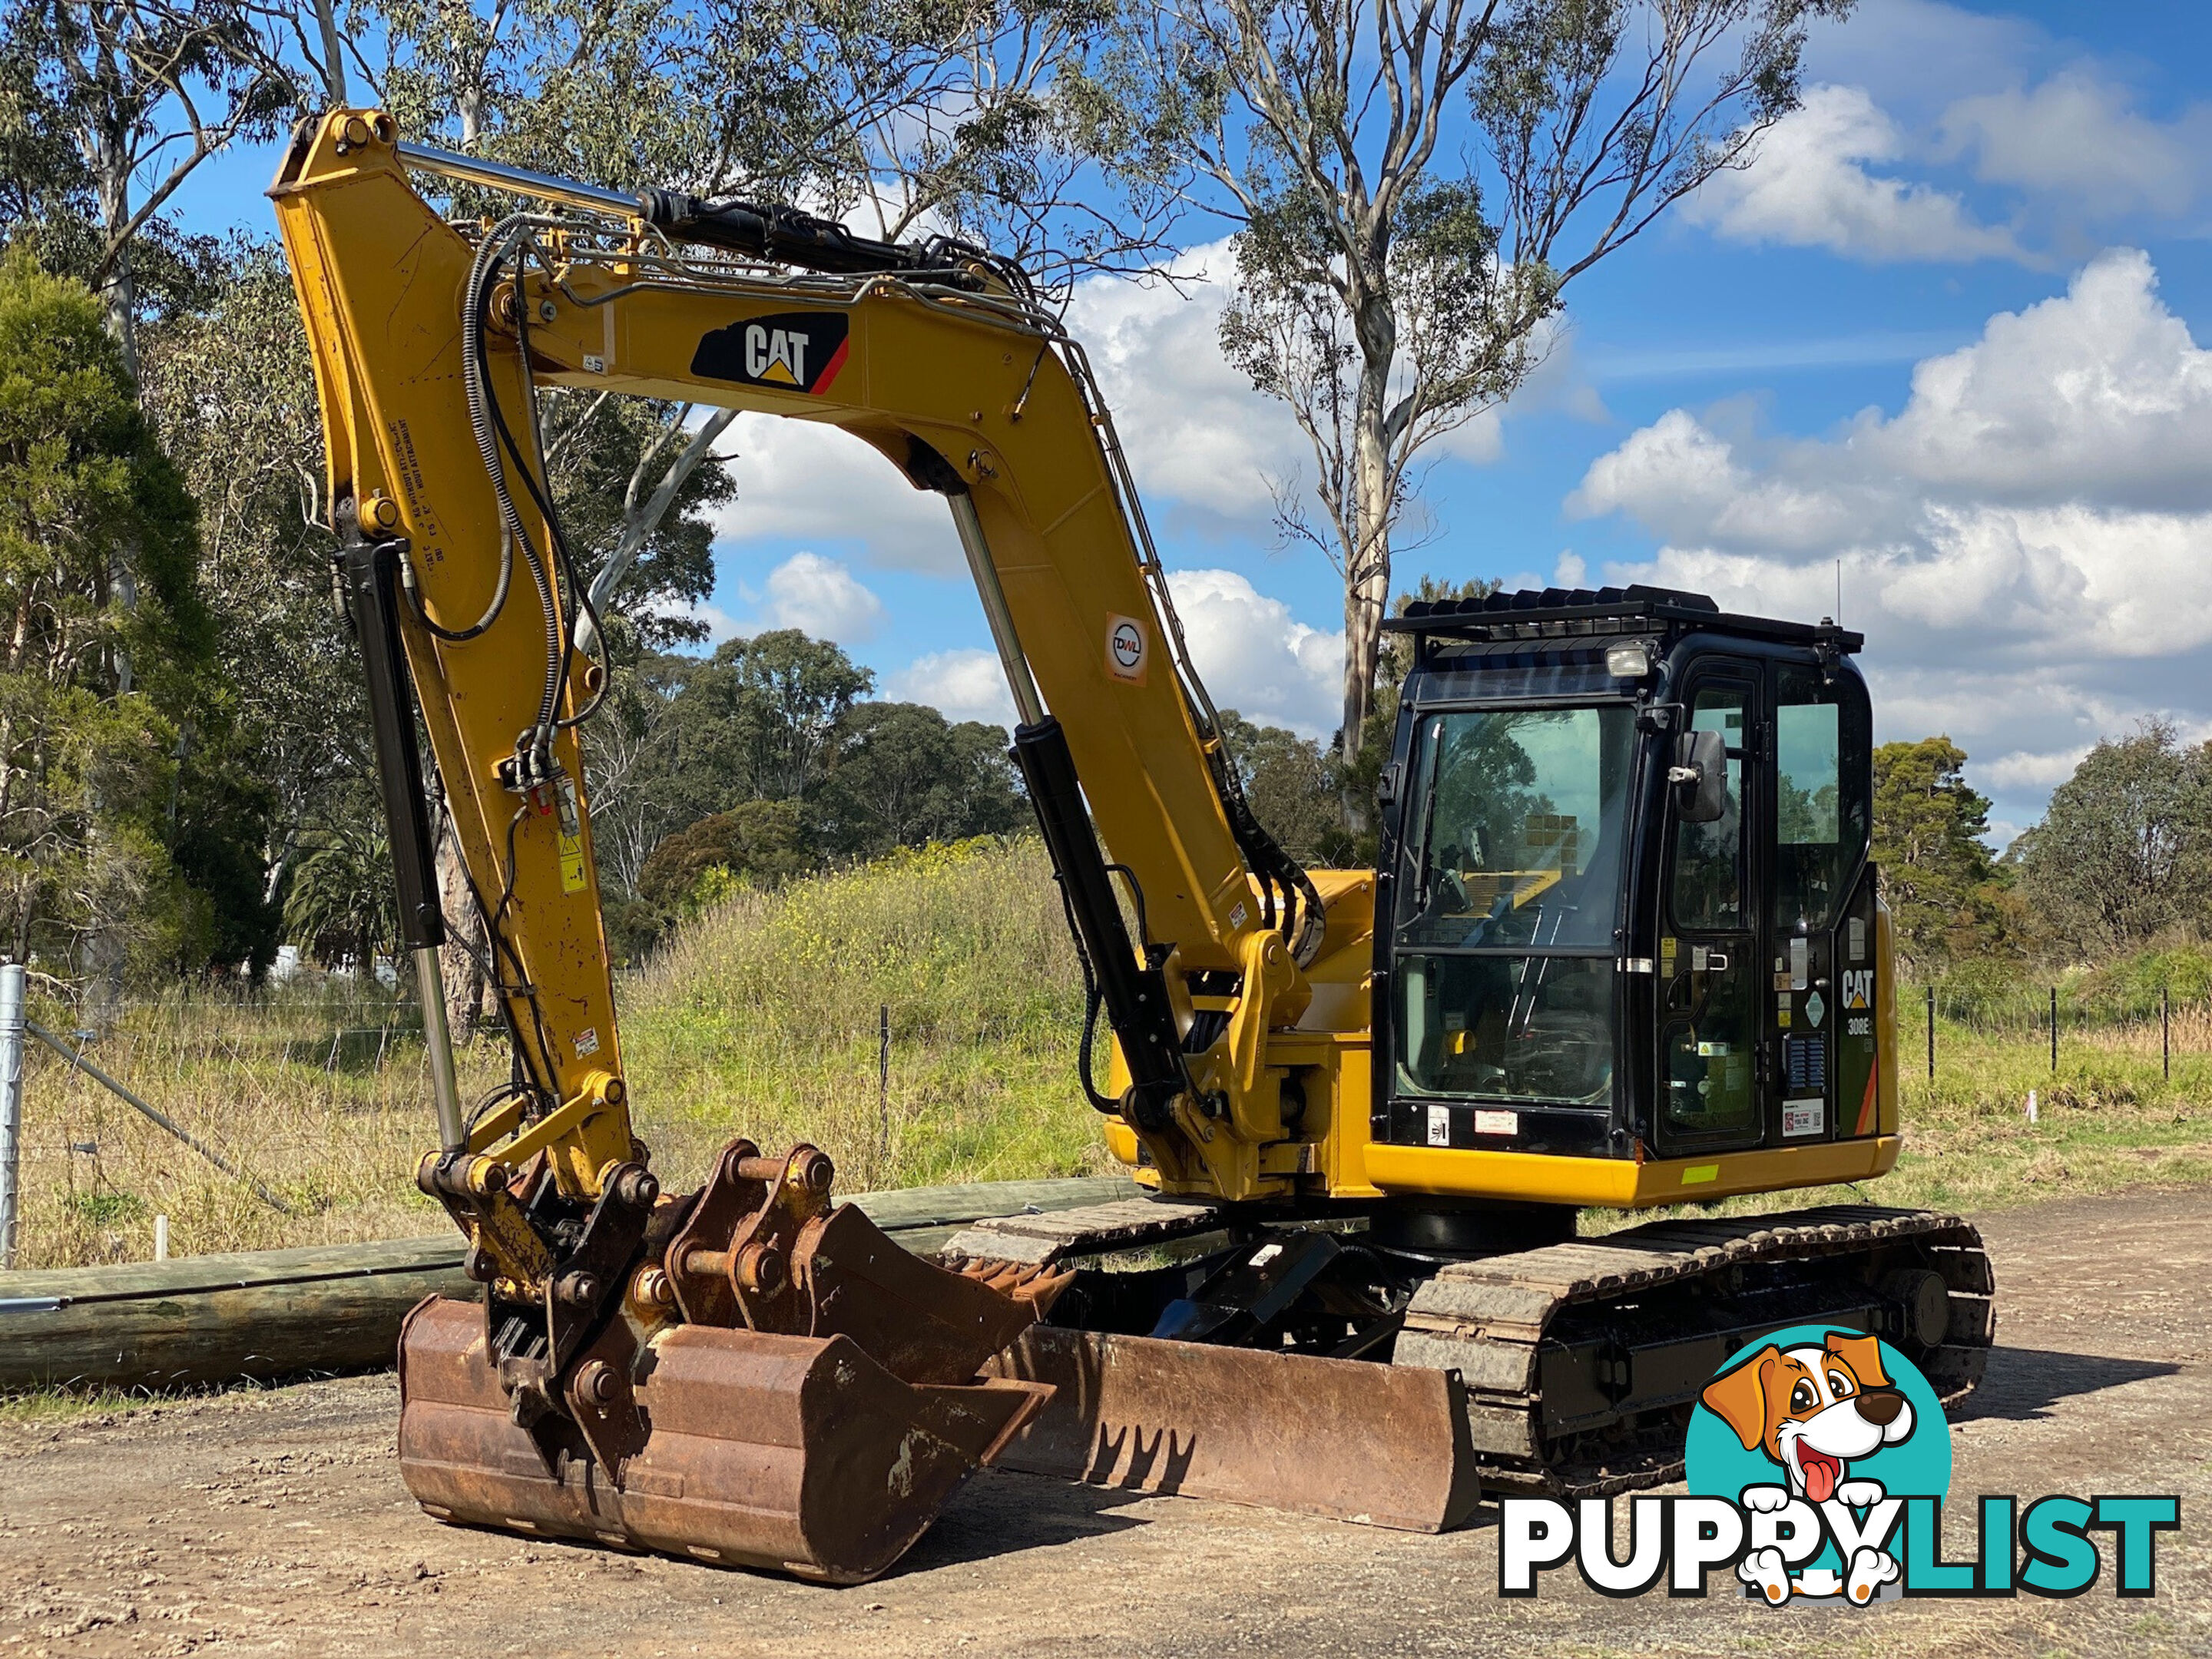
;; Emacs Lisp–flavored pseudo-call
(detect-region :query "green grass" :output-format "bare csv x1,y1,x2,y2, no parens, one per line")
9,837,2212,1270
618,835,1104,1195
1590,1013,2212,1234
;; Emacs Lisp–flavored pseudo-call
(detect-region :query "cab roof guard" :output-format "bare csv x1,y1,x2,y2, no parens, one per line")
1382,584,1863,654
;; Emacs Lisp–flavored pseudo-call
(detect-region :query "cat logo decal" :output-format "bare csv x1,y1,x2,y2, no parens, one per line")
692,311,850,394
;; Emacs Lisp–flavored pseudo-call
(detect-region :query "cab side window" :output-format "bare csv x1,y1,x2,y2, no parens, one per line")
1670,687,1744,930
1773,666,1869,929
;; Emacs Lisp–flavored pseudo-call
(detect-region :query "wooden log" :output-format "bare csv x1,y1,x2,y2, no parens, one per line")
0,1237,472,1391
0,1175,1141,1392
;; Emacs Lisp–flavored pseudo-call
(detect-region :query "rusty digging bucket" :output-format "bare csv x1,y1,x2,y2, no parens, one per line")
396,1141,1060,1584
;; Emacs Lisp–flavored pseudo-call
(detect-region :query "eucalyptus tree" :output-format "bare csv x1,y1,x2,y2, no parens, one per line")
0,0,290,378
1140,0,1853,758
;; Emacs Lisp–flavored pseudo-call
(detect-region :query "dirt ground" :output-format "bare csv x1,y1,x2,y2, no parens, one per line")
2,1188,2206,1659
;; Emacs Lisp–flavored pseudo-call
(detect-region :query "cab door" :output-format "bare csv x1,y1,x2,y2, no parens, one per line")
1654,669,1763,1155
1762,661,1872,1147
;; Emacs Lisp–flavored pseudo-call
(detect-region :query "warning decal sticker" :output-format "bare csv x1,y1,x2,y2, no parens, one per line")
691,312,851,394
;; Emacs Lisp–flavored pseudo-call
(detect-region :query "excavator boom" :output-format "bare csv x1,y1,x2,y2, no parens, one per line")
271,109,1336,1579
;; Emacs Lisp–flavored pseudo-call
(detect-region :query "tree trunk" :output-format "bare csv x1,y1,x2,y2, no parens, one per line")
435,807,488,1039
1339,286,1398,763
89,72,141,386
313,0,349,106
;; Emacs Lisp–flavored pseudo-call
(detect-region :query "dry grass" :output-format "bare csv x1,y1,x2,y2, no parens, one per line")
8,837,1101,1269
11,839,2212,1270
10,985,499,1267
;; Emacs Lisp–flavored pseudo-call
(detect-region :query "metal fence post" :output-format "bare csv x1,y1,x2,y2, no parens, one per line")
2049,986,2058,1074
2163,986,2171,1081
0,962,23,1269
876,1004,892,1181
1925,985,1936,1081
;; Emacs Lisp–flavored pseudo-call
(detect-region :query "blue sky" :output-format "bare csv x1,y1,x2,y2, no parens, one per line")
174,0,2212,845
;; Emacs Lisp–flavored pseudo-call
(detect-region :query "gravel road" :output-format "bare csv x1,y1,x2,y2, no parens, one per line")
3,1188,2206,1658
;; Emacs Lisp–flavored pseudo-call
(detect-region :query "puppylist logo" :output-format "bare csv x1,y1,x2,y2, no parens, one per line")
1499,1326,2180,1604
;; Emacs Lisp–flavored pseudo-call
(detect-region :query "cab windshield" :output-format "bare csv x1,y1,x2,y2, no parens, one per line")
1396,705,1634,952
1393,704,1635,1107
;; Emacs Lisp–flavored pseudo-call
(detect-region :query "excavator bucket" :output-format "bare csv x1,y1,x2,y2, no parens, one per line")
398,1297,1048,1581
396,1141,1061,1583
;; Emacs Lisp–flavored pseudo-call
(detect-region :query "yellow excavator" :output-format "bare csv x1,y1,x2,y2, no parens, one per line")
273,109,1994,1582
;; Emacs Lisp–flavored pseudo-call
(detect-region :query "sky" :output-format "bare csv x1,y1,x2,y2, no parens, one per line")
174,0,2212,846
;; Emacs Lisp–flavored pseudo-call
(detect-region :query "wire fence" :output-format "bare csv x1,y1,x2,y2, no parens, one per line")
1,984,984,1271
1909,980,2212,1079
25,969,2198,1270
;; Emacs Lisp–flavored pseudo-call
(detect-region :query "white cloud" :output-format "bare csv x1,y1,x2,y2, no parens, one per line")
707,236,1555,577
1063,241,1311,526
1868,248,2212,502
1803,0,2044,114
1569,408,1866,554
756,551,885,641
1941,73,2204,218
1570,247,2212,819
710,415,957,572
1164,568,1343,739
1684,86,2022,264
1980,745,2094,791
654,597,742,644
885,647,1016,728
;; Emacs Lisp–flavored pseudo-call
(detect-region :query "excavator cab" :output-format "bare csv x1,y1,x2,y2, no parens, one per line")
1372,586,1883,1174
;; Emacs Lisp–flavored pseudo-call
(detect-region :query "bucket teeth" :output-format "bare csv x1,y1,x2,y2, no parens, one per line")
955,1257,1077,1317
399,1138,1059,1583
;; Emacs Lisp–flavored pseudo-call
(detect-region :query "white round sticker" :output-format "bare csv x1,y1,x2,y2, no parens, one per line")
1111,621,1143,671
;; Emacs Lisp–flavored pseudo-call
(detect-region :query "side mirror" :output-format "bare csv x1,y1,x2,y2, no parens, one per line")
1671,728,1729,824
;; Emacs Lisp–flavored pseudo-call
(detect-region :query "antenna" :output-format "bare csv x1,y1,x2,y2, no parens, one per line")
1835,558,1843,626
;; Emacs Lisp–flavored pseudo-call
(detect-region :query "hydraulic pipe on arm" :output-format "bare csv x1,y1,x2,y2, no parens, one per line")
273,111,1327,1210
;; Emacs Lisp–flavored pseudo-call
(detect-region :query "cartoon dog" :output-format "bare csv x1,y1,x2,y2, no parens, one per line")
1699,1330,1915,1604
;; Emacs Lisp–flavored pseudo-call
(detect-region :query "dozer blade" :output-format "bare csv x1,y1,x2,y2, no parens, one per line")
985,1326,1480,1532
399,1294,1050,1583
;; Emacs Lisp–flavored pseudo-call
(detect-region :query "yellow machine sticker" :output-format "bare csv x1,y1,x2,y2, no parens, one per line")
559,832,588,893
1681,1164,1720,1185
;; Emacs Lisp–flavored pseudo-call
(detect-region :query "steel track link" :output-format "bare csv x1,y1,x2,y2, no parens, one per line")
1396,1204,1994,1497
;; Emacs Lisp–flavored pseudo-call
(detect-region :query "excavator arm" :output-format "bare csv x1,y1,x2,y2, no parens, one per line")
270,110,1347,1580
274,111,1323,1224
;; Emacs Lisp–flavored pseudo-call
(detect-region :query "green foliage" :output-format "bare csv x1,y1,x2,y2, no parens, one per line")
0,250,233,981
592,635,1031,952
2073,943,2212,1018
280,808,397,969
538,390,724,648
1871,735,2014,972
654,631,875,820
637,799,813,913
1217,710,1353,866
2013,721,2212,959
1168,0,1852,750
64,1187,147,1228
819,701,1027,857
